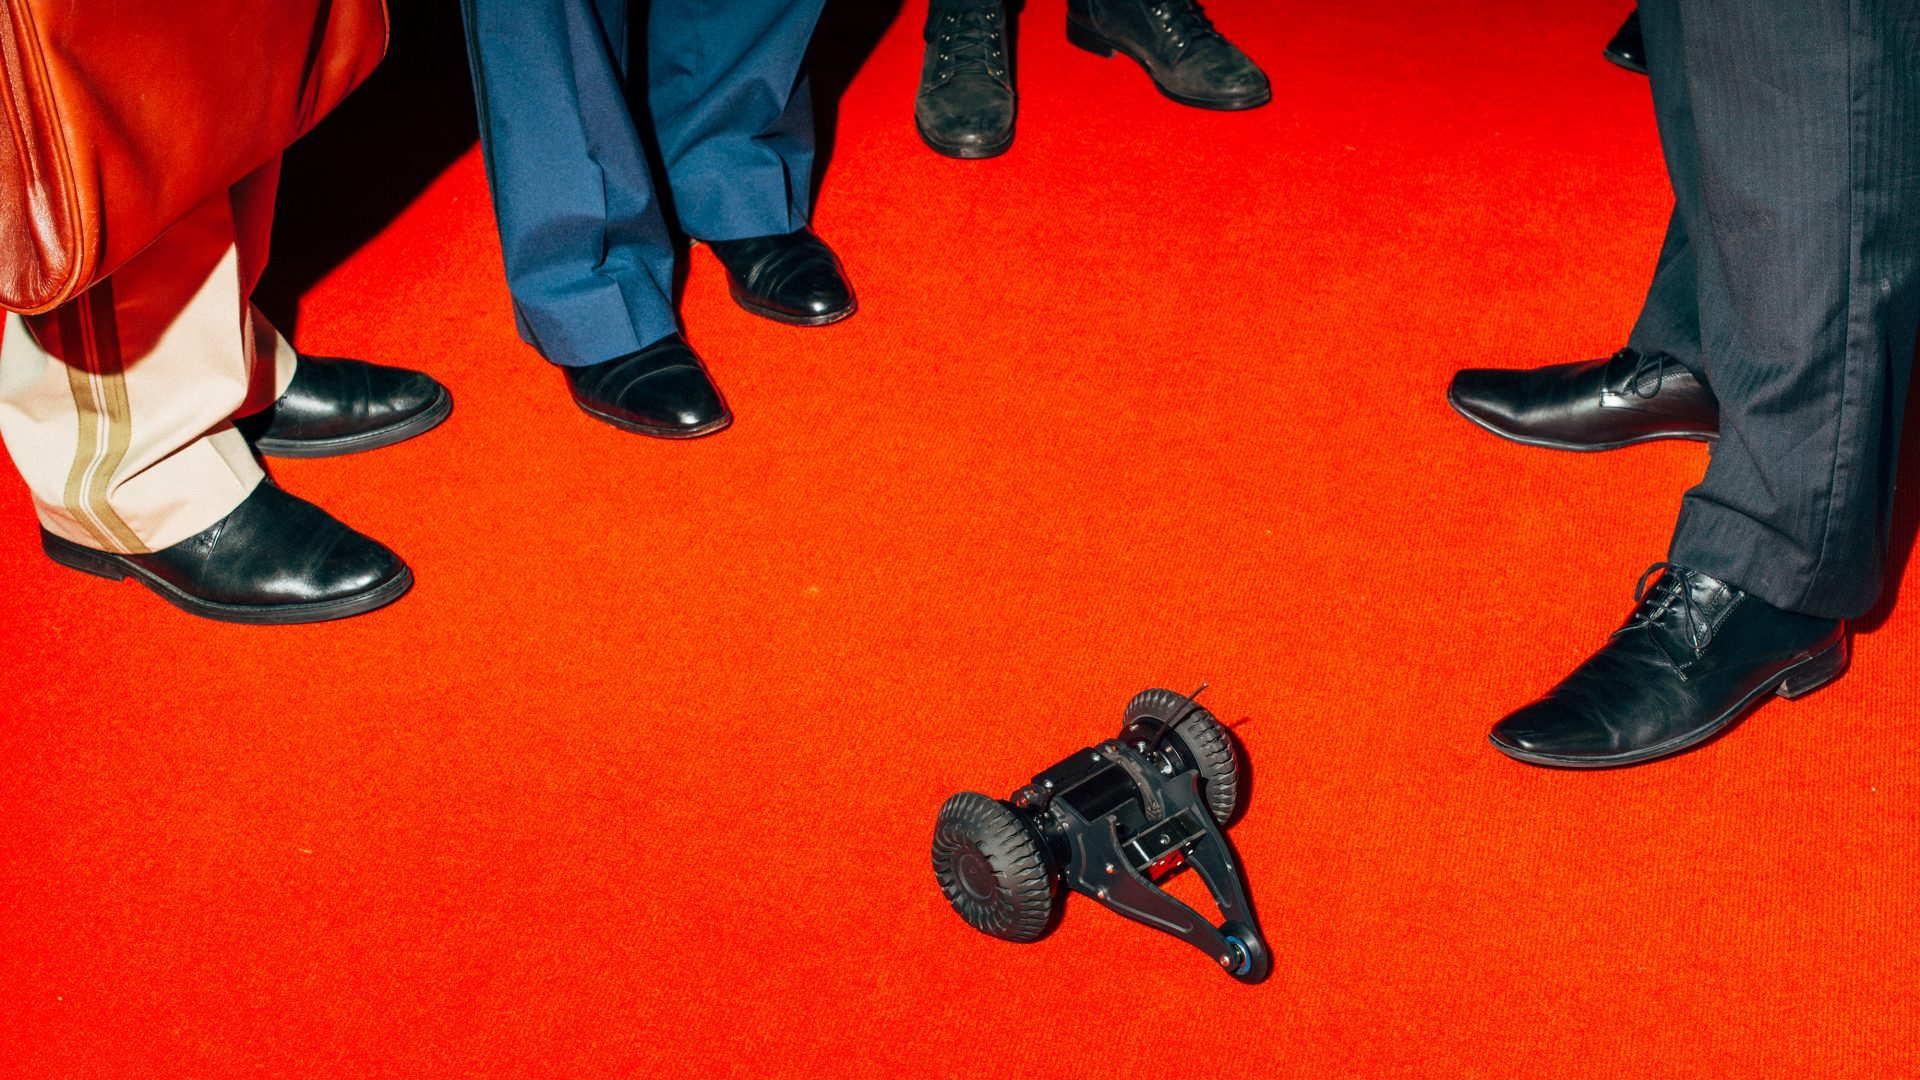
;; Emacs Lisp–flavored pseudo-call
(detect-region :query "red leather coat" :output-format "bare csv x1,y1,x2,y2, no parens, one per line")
0,0,387,314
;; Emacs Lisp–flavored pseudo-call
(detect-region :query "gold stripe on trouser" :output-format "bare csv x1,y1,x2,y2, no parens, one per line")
55,282,147,552
0,229,298,553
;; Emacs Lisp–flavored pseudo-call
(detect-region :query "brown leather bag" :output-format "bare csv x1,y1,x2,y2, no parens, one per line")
0,0,387,314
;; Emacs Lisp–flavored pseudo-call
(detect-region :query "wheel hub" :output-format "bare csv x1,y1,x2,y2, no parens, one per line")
956,846,998,900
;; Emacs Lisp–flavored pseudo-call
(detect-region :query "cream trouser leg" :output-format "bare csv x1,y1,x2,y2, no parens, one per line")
0,173,296,553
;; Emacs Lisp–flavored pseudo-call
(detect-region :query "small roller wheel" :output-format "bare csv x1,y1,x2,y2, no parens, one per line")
1219,920,1272,984
1121,687,1242,824
931,792,1059,942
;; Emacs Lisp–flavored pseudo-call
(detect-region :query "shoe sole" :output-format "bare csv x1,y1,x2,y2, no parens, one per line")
255,384,455,459
728,287,858,328
43,532,414,625
1488,635,1851,769
915,117,1016,160
1446,384,1718,452
1066,17,1273,111
571,399,734,439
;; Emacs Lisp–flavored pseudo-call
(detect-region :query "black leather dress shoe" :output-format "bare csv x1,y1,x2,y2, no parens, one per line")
40,482,412,625
562,334,731,438
1448,349,1719,452
248,355,452,458
705,229,856,327
1603,9,1648,75
1066,0,1270,111
1490,564,1847,768
917,2,1017,159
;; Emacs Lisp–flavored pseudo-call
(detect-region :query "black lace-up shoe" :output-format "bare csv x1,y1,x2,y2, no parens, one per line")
705,228,856,327
917,2,1016,158
1448,348,1719,452
562,334,731,438
41,481,412,624
1489,564,1848,768
248,355,452,459
1065,0,1270,110
1603,9,1648,75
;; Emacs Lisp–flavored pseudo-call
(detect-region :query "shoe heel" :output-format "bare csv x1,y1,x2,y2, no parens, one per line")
1066,17,1115,57
1776,636,1850,700
41,531,129,581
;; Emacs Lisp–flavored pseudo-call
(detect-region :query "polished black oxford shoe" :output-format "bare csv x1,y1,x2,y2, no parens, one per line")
705,228,856,326
1489,564,1848,768
1066,0,1270,111
1448,348,1719,452
248,355,452,458
916,1,1017,159
1603,9,1648,75
562,334,731,438
41,482,412,625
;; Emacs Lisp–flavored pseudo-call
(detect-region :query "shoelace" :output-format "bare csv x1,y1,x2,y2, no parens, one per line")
931,7,1008,81
1620,348,1680,399
1622,562,1709,653
1147,0,1224,55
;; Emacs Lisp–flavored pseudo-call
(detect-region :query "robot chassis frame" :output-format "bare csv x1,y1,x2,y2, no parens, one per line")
931,688,1271,984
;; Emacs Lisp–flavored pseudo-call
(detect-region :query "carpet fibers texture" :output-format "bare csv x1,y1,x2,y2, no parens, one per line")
3,2,1916,1077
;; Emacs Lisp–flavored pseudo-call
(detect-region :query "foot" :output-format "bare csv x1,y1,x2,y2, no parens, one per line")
917,2,1017,159
705,228,856,327
562,334,732,438
1489,564,1847,768
248,355,452,458
1603,9,1647,75
40,481,412,624
1066,0,1270,111
1448,348,1719,451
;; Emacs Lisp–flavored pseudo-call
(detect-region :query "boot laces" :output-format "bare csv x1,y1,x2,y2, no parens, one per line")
932,7,1008,81
1147,0,1223,54
1623,562,1709,652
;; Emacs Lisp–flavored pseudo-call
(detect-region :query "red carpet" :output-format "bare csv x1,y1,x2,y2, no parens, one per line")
4,2,1917,1076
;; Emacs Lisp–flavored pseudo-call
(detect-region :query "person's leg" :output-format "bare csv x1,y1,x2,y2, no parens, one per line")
1065,0,1270,112
644,0,826,242
0,166,411,623
459,0,678,366
238,301,455,460
644,0,855,328
1621,0,1703,375
1446,3,1717,452
1487,0,1920,768
1665,0,1920,620
916,0,1018,160
1622,216,1702,375
459,0,732,438
0,189,272,551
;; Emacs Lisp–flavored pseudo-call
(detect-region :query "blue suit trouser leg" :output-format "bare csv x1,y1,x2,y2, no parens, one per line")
647,0,827,241
461,0,680,366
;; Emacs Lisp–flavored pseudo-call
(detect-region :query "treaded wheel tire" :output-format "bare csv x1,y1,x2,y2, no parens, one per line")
1122,687,1242,824
931,792,1058,942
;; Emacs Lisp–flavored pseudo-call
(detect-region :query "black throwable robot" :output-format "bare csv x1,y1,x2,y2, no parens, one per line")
930,687,1270,983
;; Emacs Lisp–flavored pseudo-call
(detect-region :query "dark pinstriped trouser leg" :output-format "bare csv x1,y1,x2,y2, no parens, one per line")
1625,211,1703,379
1642,0,1920,619
1623,9,1705,379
